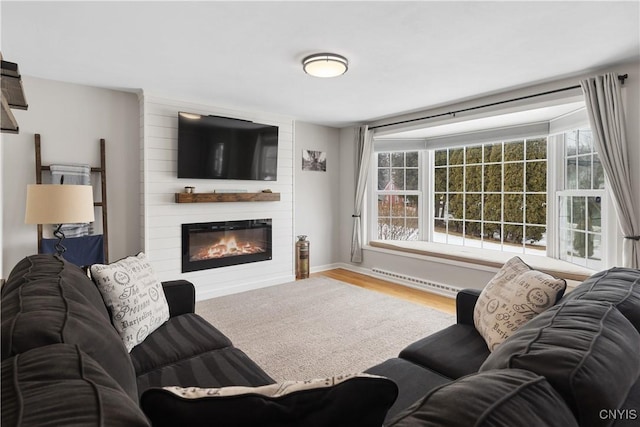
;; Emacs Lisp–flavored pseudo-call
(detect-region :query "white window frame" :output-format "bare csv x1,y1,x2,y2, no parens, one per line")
552,130,609,269
369,151,423,241
427,139,549,254
367,118,619,269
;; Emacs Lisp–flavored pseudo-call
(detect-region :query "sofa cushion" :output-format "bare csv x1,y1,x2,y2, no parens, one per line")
140,373,397,427
2,254,110,320
365,357,451,423
387,369,578,427
398,323,490,379
480,300,640,427
1,343,150,427
135,346,275,398
473,256,566,351
1,254,138,401
91,252,170,352
130,313,233,375
560,267,640,332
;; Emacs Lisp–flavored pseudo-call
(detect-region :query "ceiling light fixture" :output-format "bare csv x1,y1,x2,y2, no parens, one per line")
302,53,348,78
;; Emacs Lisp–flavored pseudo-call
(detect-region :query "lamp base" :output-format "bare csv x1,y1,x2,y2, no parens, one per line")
53,224,67,256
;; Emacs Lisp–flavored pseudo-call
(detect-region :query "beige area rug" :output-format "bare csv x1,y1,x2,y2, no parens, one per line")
196,276,455,382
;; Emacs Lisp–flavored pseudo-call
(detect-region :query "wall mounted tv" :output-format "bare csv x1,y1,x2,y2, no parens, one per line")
177,112,279,181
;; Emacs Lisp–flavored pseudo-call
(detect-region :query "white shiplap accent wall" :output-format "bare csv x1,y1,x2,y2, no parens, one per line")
141,94,295,301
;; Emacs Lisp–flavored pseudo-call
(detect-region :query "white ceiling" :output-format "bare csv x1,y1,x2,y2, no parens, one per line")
1,1,638,128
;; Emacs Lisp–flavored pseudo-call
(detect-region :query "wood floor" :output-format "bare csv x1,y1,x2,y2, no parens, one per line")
312,268,456,315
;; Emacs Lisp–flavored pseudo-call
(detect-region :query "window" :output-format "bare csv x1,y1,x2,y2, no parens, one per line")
557,129,605,270
432,138,547,255
375,152,420,240
370,126,609,269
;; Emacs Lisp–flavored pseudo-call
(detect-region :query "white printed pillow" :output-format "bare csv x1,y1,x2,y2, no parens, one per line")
162,373,376,399
91,253,170,352
473,256,566,352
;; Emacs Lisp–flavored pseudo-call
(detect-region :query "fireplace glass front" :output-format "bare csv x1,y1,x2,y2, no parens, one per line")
182,219,272,273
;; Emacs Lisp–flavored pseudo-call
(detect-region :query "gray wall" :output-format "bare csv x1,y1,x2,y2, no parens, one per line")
294,122,341,270
1,77,141,277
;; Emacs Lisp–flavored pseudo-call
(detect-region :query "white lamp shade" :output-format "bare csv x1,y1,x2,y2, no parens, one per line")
25,184,95,224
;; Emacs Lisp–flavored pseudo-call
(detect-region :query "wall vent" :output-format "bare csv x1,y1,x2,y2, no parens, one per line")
371,267,462,298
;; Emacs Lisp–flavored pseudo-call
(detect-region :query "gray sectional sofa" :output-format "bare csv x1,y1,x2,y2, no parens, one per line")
2,253,639,426
1,254,275,425
1,254,396,427
367,267,640,426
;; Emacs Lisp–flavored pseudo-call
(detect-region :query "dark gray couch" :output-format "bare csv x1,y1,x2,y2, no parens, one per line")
1,254,397,427
1,254,275,426
367,267,640,427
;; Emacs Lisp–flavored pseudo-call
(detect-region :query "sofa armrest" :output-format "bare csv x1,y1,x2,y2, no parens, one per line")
162,280,196,317
456,289,482,326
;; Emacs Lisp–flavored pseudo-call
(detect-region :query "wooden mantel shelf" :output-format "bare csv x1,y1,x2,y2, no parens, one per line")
175,192,280,203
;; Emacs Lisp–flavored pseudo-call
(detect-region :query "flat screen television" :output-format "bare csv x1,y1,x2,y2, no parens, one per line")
177,112,278,180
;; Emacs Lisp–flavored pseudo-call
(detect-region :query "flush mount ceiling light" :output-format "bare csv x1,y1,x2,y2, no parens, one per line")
302,53,348,78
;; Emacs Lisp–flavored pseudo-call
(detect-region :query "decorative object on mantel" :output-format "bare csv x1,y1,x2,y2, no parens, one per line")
302,149,327,172
184,186,195,194
1,52,28,133
175,192,280,203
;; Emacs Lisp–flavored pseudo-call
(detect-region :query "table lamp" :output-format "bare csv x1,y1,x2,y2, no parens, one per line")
25,184,95,256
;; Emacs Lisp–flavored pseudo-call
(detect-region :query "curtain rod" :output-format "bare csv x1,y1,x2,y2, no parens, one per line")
370,74,628,131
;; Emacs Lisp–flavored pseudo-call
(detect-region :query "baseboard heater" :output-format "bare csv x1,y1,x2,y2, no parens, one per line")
371,267,462,298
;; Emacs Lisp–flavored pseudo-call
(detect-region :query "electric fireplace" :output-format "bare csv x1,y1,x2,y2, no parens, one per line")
182,219,272,273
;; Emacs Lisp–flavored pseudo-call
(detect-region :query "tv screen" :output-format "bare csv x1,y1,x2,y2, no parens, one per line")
177,112,278,180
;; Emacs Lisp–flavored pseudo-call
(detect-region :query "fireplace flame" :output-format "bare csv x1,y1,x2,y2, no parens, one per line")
191,234,266,261
222,236,238,253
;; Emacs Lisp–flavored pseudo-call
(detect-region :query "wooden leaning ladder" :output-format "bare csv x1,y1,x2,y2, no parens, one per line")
34,133,109,262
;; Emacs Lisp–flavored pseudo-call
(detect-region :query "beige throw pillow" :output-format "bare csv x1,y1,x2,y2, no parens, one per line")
91,253,170,352
473,256,566,352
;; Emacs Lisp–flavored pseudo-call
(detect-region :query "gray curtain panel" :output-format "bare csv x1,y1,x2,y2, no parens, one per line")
351,125,374,263
580,73,640,268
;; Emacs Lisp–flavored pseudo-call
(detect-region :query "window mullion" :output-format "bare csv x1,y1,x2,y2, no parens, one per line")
547,133,562,259
420,151,428,242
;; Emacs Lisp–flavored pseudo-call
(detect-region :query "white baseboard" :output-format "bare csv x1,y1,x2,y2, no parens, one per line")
194,261,460,303
330,262,371,275
327,263,459,299
309,263,343,273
